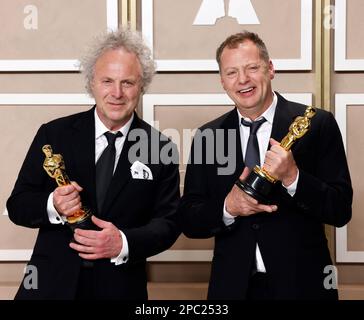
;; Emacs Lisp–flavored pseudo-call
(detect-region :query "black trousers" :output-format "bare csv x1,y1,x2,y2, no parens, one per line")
75,266,95,300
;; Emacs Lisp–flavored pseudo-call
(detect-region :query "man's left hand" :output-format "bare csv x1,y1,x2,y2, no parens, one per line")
69,215,122,260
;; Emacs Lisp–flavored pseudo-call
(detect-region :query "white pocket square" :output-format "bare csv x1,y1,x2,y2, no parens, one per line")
130,161,153,180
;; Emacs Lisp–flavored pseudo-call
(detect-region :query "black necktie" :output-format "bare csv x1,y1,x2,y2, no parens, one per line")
96,131,122,213
241,117,266,168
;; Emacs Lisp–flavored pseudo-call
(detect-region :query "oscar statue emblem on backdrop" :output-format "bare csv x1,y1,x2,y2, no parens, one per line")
235,106,316,204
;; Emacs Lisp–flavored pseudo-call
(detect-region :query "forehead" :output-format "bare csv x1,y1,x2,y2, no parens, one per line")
94,48,142,75
222,41,260,58
220,42,262,69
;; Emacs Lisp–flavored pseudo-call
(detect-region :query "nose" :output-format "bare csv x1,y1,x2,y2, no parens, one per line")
111,83,123,99
238,69,249,84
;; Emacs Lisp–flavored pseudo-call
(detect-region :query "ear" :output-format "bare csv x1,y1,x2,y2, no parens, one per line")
220,76,226,91
268,60,275,80
90,78,96,92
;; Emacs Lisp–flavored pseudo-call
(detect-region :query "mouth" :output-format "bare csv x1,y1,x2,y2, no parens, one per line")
107,101,126,106
236,87,256,98
238,87,254,94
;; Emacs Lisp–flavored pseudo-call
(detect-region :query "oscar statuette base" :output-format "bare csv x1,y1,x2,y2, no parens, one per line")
235,166,277,205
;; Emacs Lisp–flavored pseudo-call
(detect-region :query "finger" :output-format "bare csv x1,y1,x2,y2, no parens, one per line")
55,184,76,196
264,150,275,161
91,215,111,229
244,194,259,206
66,190,82,200
232,183,259,205
66,197,82,209
239,166,251,180
64,204,82,216
78,253,99,260
256,204,278,213
69,241,94,254
267,146,279,155
74,228,99,239
70,181,83,192
270,146,286,157
55,194,81,211
270,138,280,146
54,190,79,204
237,188,258,205
73,232,97,246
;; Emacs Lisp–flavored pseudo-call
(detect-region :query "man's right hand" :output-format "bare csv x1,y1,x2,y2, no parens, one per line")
53,181,83,217
225,167,278,217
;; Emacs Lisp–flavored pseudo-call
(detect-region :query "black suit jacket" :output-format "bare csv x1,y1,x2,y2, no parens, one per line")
178,93,352,300
7,107,180,299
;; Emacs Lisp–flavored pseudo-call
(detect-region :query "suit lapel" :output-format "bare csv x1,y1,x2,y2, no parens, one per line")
220,108,244,182
269,92,301,148
270,93,298,146
70,107,97,211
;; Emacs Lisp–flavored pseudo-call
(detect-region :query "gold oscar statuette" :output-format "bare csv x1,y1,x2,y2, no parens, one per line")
235,106,316,204
42,145,93,230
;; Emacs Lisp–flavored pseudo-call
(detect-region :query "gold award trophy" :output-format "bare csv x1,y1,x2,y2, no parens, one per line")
235,106,316,204
42,145,93,230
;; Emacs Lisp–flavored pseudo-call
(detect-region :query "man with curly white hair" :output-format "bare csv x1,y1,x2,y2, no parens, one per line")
7,27,180,299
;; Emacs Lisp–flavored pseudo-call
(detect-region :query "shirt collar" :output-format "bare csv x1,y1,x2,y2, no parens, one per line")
237,92,277,125
94,109,134,139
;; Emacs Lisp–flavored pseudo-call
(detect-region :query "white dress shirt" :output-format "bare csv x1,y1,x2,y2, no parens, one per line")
223,92,299,272
47,110,134,265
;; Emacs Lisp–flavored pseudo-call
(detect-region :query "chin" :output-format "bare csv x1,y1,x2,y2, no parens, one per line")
237,98,258,108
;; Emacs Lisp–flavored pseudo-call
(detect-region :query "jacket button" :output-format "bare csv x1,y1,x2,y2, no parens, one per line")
252,223,260,230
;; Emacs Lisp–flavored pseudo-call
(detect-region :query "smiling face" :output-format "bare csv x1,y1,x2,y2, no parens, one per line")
91,48,143,131
219,40,275,120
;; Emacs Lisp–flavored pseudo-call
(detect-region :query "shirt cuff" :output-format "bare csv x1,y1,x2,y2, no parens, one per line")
223,199,236,226
110,230,129,265
47,192,66,224
282,170,299,197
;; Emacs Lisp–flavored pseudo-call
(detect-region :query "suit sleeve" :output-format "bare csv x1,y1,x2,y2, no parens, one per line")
178,131,231,239
293,111,352,227
123,143,181,262
7,124,53,228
